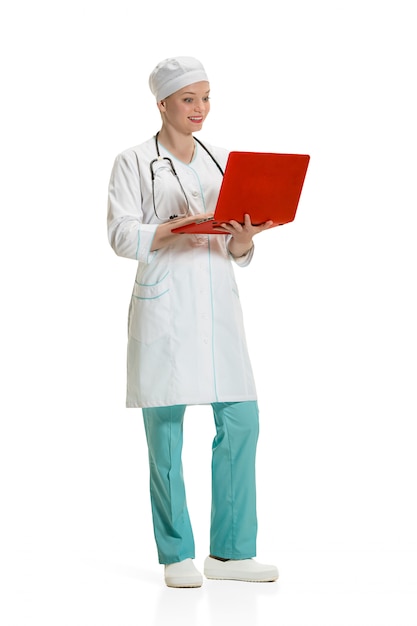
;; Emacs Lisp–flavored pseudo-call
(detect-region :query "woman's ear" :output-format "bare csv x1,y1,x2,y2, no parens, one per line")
157,100,166,113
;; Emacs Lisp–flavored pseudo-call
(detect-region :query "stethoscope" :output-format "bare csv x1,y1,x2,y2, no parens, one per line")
150,132,224,221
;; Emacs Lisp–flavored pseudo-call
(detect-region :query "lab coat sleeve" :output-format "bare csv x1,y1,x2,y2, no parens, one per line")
226,235,255,267
107,151,157,263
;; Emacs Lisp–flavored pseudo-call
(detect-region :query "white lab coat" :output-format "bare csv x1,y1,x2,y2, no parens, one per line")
107,136,257,408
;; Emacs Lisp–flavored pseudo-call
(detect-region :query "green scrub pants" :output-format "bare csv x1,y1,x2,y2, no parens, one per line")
142,401,259,565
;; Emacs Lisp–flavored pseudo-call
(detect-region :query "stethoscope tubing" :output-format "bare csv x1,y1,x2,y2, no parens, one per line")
154,132,224,176
150,132,224,221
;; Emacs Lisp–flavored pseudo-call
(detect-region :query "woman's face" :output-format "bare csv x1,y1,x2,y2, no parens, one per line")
158,81,210,134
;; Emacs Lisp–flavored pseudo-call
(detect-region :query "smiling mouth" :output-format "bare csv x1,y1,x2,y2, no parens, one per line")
189,116,203,123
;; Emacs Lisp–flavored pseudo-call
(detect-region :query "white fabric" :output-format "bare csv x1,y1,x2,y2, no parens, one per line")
149,56,208,101
107,136,257,408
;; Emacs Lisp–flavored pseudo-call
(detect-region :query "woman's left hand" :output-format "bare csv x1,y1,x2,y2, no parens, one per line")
220,213,273,258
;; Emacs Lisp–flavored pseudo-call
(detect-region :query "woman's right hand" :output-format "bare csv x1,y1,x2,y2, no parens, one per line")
150,213,214,251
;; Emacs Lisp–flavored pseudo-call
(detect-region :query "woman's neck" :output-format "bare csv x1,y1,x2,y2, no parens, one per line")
157,128,196,164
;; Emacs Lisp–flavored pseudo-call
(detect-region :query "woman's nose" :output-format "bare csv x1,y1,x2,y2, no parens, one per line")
194,99,206,111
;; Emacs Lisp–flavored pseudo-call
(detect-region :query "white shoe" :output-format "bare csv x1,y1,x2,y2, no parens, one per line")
164,559,203,588
204,556,278,582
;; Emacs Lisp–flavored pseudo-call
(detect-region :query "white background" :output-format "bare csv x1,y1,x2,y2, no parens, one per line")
1,0,416,624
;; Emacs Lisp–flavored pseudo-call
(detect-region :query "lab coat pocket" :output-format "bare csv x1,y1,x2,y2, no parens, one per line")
129,272,170,345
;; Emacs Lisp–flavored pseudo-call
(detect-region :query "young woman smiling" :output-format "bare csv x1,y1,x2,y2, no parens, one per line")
107,56,278,588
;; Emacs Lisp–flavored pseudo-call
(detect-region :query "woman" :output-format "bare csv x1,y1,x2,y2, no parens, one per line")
107,56,278,588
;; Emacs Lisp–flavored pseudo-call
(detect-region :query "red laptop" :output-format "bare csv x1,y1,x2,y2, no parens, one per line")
172,151,310,234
